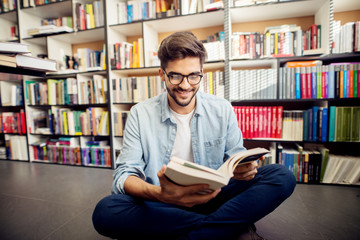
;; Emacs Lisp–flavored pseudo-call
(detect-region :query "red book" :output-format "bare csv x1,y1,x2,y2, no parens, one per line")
240,35,245,55
306,67,312,99
258,107,264,138
245,106,250,139
349,66,354,98
276,106,283,138
280,32,285,54
249,106,254,139
234,106,240,129
249,34,254,58
266,107,272,138
310,24,317,49
241,107,246,138
300,67,307,99
80,6,86,30
33,146,38,160
271,107,277,138
253,107,259,138
322,70,326,98
16,112,21,135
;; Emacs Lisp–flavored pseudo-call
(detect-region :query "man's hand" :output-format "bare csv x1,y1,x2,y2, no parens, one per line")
157,165,221,208
233,156,265,181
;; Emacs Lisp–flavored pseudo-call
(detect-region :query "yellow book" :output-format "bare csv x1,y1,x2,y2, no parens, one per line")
87,4,96,29
101,78,106,103
63,111,68,135
132,41,139,68
274,33,278,55
340,66,344,98
208,72,213,95
47,79,58,105
303,151,309,183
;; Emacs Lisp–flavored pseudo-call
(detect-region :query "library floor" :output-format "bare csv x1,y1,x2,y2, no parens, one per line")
0,161,359,240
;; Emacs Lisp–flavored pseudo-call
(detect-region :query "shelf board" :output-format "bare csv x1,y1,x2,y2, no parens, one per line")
29,133,110,137
0,66,46,78
27,103,108,108
230,0,325,23
0,9,17,21
231,58,277,68
21,1,72,19
333,0,360,12
144,10,224,33
111,66,159,75
109,22,143,36
47,69,107,78
49,27,105,44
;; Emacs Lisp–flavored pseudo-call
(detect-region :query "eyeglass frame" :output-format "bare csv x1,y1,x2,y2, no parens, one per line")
162,69,203,85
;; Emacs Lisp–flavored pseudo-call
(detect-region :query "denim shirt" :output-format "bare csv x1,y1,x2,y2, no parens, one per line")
111,91,246,194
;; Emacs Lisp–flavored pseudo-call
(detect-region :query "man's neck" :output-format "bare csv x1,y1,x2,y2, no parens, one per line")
168,96,196,115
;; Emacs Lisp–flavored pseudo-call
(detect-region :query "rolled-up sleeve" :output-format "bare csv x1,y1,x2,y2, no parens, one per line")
111,107,146,194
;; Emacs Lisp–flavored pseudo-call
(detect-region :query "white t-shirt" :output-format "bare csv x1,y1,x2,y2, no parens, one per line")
170,108,194,163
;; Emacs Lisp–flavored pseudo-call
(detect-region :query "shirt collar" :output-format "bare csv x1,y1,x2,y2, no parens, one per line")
160,91,204,122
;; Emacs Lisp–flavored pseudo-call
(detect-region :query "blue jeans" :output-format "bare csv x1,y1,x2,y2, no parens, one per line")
92,164,296,240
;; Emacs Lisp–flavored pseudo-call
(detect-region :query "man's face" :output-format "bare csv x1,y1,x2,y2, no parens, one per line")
160,57,202,114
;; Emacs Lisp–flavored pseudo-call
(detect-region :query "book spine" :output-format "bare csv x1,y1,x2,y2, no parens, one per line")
328,106,336,142
321,108,328,142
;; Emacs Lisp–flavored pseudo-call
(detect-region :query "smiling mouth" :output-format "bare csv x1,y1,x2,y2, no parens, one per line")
176,89,192,97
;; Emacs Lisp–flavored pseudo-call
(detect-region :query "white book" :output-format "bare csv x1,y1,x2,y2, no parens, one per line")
189,0,198,14
0,42,29,54
165,148,269,192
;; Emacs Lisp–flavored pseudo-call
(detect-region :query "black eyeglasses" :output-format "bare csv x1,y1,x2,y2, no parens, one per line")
163,70,203,85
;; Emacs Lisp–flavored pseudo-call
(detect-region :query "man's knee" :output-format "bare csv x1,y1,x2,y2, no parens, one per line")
260,164,296,197
92,196,113,237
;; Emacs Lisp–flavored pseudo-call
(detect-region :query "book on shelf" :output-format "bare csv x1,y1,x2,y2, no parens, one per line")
1,110,26,134
0,81,23,106
327,106,360,142
5,135,28,160
113,111,130,137
74,0,104,31
27,25,73,36
322,154,360,185
165,147,270,192
0,42,29,54
0,53,57,72
230,69,277,101
233,106,282,140
332,20,360,54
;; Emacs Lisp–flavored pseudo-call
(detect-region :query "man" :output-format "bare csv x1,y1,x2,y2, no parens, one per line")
93,31,296,240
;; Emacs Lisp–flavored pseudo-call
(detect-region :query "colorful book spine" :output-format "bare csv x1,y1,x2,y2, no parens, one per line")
321,108,328,142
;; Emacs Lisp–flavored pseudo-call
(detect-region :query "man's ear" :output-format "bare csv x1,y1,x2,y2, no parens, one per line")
159,68,165,82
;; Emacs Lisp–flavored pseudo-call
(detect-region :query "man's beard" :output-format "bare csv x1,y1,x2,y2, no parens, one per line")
167,85,198,107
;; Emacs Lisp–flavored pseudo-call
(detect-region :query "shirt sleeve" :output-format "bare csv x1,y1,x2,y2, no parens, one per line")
112,107,146,194
224,101,246,161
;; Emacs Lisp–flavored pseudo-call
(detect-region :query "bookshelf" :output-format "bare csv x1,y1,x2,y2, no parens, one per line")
1,0,359,184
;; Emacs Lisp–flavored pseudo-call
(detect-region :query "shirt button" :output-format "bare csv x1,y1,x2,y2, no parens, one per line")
167,149,170,152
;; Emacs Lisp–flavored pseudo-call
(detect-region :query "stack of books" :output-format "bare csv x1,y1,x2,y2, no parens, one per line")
0,42,57,72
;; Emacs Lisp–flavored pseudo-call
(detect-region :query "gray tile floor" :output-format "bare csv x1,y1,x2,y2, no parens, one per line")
0,160,359,240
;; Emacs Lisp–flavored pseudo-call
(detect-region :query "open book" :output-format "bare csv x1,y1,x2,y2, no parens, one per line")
165,147,270,192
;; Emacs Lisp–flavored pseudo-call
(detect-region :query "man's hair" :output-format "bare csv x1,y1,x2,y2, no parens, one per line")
157,31,207,70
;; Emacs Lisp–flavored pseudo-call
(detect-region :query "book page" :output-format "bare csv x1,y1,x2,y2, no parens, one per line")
217,148,270,177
